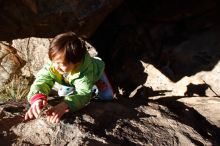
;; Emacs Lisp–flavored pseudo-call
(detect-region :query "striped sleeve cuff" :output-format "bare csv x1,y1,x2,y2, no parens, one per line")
30,93,48,105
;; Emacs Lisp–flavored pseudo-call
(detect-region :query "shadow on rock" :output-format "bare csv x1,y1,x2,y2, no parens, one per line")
91,0,220,82
2,90,215,145
0,102,25,146
61,87,172,145
184,83,209,97
155,96,220,146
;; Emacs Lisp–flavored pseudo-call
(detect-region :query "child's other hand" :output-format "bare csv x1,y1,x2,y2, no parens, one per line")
46,102,69,123
25,99,47,120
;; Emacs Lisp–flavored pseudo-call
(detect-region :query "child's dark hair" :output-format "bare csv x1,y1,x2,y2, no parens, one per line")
49,32,86,64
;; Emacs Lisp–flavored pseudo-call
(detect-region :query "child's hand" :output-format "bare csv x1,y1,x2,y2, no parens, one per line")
46,101,69,123
25,99,47,120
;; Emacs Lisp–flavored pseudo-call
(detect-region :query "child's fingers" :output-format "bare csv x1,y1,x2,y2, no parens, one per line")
32,105,39,118
24,111,30,120
65,108,70,113
24,113,28,120
25,108,33,120
55,117,60,123
36,103,42,115
47,113,56,123
51,113,59,123
46,111,62,123
47,115,51,122
24,110,29,120
42,100,47,107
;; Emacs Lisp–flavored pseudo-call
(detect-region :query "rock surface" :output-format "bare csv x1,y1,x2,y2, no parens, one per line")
0,97,218,146
0,58,220,145
0,0,123,40
0,43,24,85
0,0,220,145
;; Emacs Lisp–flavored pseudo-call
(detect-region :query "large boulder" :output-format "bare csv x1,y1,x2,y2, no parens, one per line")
0,0,123,40
0,99,213,145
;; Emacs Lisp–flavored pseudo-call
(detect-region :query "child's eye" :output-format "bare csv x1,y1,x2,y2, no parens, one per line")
52,61,68,67
61,62,68,66
59,63,65,66
58,62,68,67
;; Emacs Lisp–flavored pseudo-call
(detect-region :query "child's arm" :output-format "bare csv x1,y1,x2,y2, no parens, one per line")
27,64,55,103
25,64,55,120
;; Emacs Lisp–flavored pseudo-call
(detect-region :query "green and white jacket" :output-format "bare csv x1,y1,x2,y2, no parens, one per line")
27,52,105,111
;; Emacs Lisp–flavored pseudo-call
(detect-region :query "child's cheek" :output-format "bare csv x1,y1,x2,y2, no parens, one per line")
52,63,58,68
61,66,67,72
53,65,57,70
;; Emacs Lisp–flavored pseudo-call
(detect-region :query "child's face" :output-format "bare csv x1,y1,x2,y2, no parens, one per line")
52,54,78,74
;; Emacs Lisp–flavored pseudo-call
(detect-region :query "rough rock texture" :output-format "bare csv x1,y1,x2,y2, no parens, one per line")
197,61,220,96
0,0,220,145
12,37,50,76
0,43,25,85
0,0,123,40
0,98,217,146
20,38,98,76
0,37,98,83
1,59,220,145
0,61,220,145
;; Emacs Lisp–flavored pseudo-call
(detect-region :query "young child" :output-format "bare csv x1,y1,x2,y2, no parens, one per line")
25,32,114,123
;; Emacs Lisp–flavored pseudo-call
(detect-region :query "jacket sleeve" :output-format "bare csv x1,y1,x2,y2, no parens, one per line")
64,75,93,111
27,64,55,102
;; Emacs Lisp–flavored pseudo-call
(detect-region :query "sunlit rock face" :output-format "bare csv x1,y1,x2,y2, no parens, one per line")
11,37,98,77
0,43,25,85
